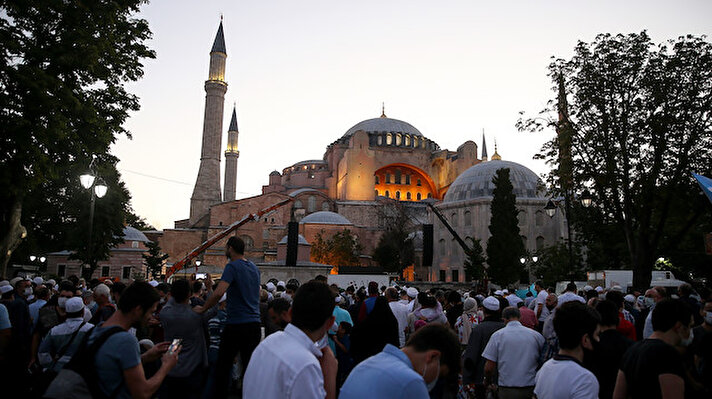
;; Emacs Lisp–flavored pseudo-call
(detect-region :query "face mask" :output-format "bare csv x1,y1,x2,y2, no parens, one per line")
680,328,693,347
58,297,68,309
644,297,655,308
88,301,96,309
316,333,329,350
24,287,33,296
422,361,440,392
282,293,291,302
705,312,712,325
159,298,166,304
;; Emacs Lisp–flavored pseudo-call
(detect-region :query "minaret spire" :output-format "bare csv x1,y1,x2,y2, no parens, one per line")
481,129,488,161
190,20,228,226
491,138,502,160
380,102,387,118
224,103,240,202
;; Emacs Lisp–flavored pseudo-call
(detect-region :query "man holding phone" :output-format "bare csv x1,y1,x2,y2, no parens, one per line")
194,236,261,399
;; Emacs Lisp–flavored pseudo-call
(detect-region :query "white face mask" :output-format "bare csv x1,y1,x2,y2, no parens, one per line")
644,297,655,308
680,328,694,347
422,361,440,392
24,287,33,296
57,297,68,309
705,312,712,326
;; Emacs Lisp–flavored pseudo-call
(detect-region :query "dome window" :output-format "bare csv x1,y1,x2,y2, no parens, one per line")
377,135,383,145
386,133,393,145
414,137,419,148
404,135,410,146
416,179,422,187
385,173,391,184
396,134,402,146
395,170,402,184
417,193,422,200
405,174,411,185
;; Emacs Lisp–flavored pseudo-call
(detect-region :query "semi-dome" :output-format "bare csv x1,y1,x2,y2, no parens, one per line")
299,211,353,225
122,226,150,242
277,234,309,245
343,117,423,139
443,160,544,202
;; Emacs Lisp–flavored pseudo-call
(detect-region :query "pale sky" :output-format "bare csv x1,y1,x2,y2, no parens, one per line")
112,0,712,230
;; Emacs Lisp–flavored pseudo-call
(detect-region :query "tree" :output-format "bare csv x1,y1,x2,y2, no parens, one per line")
126,210,155,231
486,168,526,285
532,243,585,288
464,238,486,282
143,240,168,280
371,199,418,274
310,229,362,271
0,1,155,278
518,32,712,287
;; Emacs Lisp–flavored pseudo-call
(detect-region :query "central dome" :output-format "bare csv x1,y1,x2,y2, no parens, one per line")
343,117,423,139
444,160,545,202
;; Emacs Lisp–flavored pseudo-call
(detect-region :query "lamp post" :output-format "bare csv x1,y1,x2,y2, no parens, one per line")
80,158,108,276
543,191,592,282
519,255,539,284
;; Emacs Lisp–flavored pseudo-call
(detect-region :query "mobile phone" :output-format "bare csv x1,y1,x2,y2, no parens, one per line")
195,273,207,279
168,338,182,354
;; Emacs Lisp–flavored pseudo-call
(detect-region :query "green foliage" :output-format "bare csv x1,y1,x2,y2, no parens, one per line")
486,168,526,285
310,229,362,269
464,238,486,282
518,32,712,288
373,229,415,274
0,1,154,277
126,210,155,231
143,240,168,280
532,243,585,288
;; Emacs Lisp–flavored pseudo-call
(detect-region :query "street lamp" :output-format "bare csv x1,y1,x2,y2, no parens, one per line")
580,190,593,208
543,190,593,282
30,255,36,262
520,255,538,284
39,256,46,263
80,157,108,275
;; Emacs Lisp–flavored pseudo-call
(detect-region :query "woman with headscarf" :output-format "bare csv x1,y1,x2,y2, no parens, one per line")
349,296,399,364
455,297,479,347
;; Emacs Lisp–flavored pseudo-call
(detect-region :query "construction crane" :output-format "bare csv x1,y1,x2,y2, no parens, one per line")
165,197,293,278
424,200,472,256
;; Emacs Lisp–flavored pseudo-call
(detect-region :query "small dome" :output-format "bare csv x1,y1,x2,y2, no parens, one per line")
343,117,423,140
299,211,353,225
122,226,150,242
269,170,281,176
444,160,544,202
277,234,309,245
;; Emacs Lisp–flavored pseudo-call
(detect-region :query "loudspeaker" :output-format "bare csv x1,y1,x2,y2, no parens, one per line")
286,221,299,266
423,224,433,267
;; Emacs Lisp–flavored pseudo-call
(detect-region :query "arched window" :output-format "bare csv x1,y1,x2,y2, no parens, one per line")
385,173,391,184
308,196,316,212
536,236,545,250
535,210,543,226
451,213,458,227
416,179,422,187
404,135,410,146
377,135,383,145
413,137,419,148
294,200,303,209
395,170,402,184
405,174,411,185
518,210,526,226
439,239,446,256
396,134,402,146
262,229,270,239
464,211,471,226
395,191,401,199
406,192,412,200
386,133,393,145
240,235,254,250
322,202,330,211
417,193,422,200
385,190,390,198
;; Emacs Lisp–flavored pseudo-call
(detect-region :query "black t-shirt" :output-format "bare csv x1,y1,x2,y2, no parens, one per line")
620,338,686,399
585,329,633,399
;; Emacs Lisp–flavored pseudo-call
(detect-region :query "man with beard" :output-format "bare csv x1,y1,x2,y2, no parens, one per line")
89,281,179,398
268,297,292,330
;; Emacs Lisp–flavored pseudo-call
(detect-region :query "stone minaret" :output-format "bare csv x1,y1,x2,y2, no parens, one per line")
223,106,239,201
481,130,488,161
190,21,227,226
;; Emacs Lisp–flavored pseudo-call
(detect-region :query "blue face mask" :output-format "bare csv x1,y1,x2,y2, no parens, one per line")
423,361,440,392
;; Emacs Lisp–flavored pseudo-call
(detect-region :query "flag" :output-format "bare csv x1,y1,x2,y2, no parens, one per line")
692,172,712,205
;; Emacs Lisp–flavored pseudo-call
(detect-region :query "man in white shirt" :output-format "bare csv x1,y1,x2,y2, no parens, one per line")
406,287,418,312
534,301,600,399
557,282,586,308
386,287,409,347
483,307,544,399
533,281,549,331
243,281,338,399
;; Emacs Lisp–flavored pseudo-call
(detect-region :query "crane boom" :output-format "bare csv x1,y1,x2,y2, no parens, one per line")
425,201,472,255
165,197,293,278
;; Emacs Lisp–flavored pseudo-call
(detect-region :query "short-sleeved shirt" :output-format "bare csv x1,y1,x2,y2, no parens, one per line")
89,325,141,399
535,291,550,321
0,303,11,329
482,321,545,387
340,344,429,399
620,338,686,399
221,258,261,325
535,356,599,399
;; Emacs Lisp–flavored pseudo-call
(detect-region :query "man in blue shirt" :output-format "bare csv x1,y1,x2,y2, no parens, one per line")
195,236,261,399
340,323,461,398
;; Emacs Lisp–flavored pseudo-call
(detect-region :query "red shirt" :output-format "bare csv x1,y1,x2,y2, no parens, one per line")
519,306,538,329
617,312,637,341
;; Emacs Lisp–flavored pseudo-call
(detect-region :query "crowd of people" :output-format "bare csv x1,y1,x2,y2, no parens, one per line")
0,237,711,398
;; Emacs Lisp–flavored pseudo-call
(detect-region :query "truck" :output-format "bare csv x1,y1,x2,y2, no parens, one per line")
587,270,634,291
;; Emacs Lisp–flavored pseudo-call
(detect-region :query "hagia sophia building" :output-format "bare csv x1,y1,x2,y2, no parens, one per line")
158,22,567,283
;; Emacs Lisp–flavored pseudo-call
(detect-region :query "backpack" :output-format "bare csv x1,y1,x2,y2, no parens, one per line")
43,325,126,399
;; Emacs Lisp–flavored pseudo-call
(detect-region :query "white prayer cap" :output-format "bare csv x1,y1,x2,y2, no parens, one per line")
595,286,604,293
624,294,636,303
219,293,227,303
583,285,593,291
502,289,509,295
406,287,418,298
266,282,276,292
0,285,13,294
46,279,56,286
148,280,159,287
33,277,44,285
0,280,9,287
65,297,84,313
494,290,503,296
610,285,623,292
483,296,500,311
10,277,23,286
277,281,286,288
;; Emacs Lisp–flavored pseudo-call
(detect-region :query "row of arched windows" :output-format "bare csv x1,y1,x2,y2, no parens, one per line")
448,209,546,227
437,235,547,256
369,132,439,151
377,190,432,201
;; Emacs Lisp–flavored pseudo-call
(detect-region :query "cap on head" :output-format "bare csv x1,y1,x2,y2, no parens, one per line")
0,285,13,294
406,287,418,298
33,277,44,285
266,282,276,292
483,296,500,311
494,290,503,296
595,286,603,293
65,297,84,313
277,281,286,288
